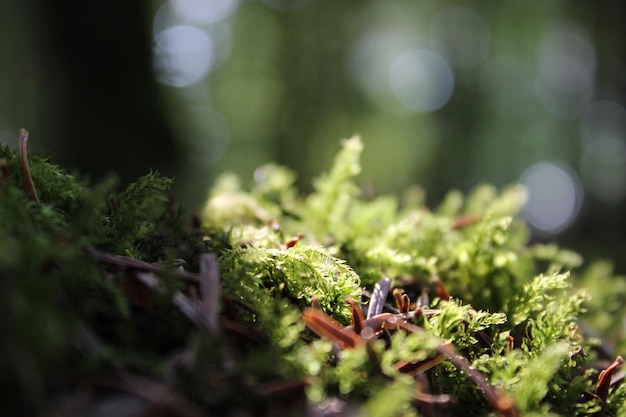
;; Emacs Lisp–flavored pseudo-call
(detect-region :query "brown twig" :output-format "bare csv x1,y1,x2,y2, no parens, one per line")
0,158,9,187
345,297,365,334
398,321,518,417
432,275,450,301
595,356,624,416
393,288,411,314
256,379,308,399
17,128,39,202
303,303,519,417
452,214,480,229
302,308,363,349
85,245,200,283
221,318,266,344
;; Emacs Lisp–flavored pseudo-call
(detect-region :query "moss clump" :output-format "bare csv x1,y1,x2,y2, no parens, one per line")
2,134,625,416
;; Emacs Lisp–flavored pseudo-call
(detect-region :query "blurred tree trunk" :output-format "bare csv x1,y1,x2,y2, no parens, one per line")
1,0,178,184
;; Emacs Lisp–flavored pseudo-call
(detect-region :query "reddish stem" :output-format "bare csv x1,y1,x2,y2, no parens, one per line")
18,128,39,203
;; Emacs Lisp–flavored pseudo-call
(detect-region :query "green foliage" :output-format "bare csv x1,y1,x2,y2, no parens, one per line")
218,245,361,325
507,272,572,326
380,330,442,375
578,260,626,353
305,135,364,239
425,299,507,349
199,137,625,416
0,144,202,415
3,137,626,416
363,380,417,417
103,171,176,258
489,342,572,416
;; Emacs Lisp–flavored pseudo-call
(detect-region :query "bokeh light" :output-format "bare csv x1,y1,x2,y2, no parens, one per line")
171,0,239,25
153,25,214,87
152,0,237,88
3,0,626,262
579,101,626,203
535,21,595,118
150,0,241,207
537,22,595,94
580,137,626,203
520,162,583,235
389,49,454,112
348,30,420,112
580,100,626,145
146,0,626,238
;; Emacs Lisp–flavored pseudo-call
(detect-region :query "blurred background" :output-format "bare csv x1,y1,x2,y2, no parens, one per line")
1,0,625,268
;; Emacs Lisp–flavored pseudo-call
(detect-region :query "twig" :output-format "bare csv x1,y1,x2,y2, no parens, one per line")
85,245,199,283
367,277,390,319
221,318,266,344
256,379,308,399
303,305,517,416
398,321,518,417
452,214,480,229
172,254,222,335
173,293,203,326
302,308,362,349
199,253,221,336
595,356,624,416
17,128,39,202
0,158,9,187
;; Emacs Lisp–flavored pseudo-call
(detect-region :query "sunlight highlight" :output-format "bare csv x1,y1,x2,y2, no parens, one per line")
520,162,582,235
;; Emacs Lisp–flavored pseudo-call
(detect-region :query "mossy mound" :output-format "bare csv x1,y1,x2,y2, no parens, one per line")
2,133,625,416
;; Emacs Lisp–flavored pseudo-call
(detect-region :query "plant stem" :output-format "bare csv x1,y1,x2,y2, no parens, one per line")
399,321,519,417
85,245,199,283
18,128,39,203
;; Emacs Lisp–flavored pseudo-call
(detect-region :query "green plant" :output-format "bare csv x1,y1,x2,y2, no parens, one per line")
2,132,624,416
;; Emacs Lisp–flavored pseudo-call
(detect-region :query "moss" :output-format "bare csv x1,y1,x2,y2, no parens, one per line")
2,135,625,416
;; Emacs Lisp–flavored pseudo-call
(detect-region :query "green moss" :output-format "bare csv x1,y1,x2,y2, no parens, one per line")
2,137,625,416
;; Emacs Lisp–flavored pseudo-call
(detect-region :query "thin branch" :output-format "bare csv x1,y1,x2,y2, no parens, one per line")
199,253,221,336
303,305,517,416
85,245,199,283
398,321,519,417
367,277,391,319
595,355,624,416
452,214,480,229
302,308,362,349
18,128,39,202
0,158,9,187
